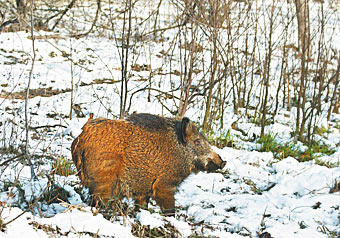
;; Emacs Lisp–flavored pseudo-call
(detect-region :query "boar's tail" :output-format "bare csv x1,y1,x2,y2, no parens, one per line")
88,113,94,121
80,113,95,131
71,137,82,174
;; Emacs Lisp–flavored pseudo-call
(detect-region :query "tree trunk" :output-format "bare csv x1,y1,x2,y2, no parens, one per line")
295,0,310,141
260,4,274,138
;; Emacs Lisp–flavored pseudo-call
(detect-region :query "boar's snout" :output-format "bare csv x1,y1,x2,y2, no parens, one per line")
206,153,226,172
219,155,226,169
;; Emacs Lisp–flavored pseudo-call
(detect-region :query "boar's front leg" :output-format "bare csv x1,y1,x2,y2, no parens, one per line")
152,178,176,216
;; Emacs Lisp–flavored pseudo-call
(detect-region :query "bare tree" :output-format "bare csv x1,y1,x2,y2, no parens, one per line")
202,0,222,132
294,0,311,141
118,0,133,119
260,3,275,138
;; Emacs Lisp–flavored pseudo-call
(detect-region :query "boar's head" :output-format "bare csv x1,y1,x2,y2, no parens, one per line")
180,117,226,173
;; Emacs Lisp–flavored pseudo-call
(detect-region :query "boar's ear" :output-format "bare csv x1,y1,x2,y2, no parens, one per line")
181,117,193,143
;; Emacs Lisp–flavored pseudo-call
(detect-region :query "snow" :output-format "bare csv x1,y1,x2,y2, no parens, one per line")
40,208,134,237
166,217,192,237
1,0,340,237
136,210,164,229
174,148,340,237
1,148,339,237
1,207,134,238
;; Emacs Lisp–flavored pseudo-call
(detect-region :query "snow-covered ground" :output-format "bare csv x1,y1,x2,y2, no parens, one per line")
1,0,340,237
1,145,339,237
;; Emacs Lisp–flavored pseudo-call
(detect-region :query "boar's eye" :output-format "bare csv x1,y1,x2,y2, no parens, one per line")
194,139,201,146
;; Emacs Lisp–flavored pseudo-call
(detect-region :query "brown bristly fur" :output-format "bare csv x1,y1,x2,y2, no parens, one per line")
71,113,225,215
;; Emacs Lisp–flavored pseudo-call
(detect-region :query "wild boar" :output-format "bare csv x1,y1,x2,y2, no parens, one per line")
71,113,225,215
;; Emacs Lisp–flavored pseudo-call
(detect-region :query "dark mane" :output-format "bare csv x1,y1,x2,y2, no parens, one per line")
127,113,186,144
126,113,170,131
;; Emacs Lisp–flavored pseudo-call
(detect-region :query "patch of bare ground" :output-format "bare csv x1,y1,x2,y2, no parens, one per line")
0,79,120,99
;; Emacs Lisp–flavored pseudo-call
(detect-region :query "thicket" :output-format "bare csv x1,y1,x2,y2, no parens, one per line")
1,0,339,144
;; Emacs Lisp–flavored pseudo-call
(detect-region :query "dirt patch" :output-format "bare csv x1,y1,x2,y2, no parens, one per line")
79,78,120,86
0,79,120,99
0,87,72,100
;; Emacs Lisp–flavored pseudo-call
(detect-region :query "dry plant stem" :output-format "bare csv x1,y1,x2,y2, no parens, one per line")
178,24,196,118
0,140,54,220
51,0,77,31
246,9,258,116
0,19,18,33
273,6,290,121
119,0,132,118
148,0,152,103
0,153,25,167
0,162,26,218
69,38,74,120
152,0,163,39
25,0,36,180
73,0,101,38
3,179,51,227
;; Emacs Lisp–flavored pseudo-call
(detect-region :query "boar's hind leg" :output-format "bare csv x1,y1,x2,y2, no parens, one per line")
152,179,176,216
86,162,122,205
134,195,150,210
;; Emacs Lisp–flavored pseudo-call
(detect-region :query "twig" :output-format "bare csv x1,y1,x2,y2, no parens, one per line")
0,153,25,167
0,18,18,33
72,0,101,38
3,179,51,226
24,0,37,180
29,124,67,130
51,0,77,31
